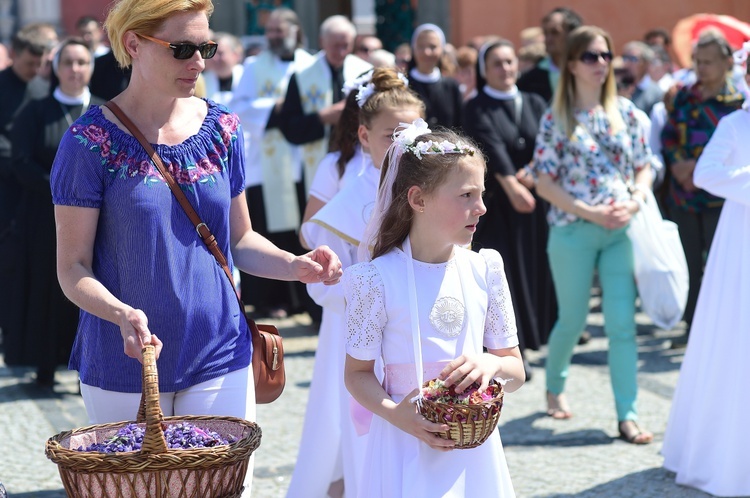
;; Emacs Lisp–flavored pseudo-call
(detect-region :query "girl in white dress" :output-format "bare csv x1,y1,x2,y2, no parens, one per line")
343,120,525,497
661,98,750,497
287,69,424,498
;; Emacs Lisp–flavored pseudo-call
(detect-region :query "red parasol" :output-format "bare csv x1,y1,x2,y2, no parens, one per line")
672,13,750,68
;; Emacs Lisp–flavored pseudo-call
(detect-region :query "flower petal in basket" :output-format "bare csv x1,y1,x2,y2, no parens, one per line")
419,378,504,449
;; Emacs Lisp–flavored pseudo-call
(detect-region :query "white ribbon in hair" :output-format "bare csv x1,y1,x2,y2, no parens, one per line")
343,70,410,108
342,69,375,97
357,118,432,262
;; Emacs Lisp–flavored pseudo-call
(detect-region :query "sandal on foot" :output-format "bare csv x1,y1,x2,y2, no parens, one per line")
546,391,573,419
618,420,653,445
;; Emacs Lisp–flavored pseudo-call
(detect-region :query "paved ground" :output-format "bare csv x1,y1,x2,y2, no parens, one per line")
0,297,723,498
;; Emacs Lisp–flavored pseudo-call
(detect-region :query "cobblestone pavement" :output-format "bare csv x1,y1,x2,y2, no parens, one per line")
0,300,721,498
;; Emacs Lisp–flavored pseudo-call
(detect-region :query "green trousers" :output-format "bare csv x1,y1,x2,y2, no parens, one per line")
545,220,639,421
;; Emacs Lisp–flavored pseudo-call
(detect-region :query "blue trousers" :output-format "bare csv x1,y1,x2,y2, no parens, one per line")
545,220,639,421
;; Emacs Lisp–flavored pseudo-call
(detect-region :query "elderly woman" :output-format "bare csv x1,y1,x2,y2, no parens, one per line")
660,29,744,348
11,38,104,387
533,26,654,443
50,0,342,489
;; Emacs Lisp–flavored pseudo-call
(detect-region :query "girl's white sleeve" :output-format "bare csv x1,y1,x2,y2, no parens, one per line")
694,111,750,206
343,262,387,361
479,249,520,350
308,153,342,203
303,221,357,313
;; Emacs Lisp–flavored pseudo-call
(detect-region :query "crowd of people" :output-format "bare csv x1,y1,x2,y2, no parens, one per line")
0,0,747,496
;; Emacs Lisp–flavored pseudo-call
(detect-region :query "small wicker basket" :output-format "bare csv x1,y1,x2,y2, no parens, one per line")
45,346,261,498
418,379,504,449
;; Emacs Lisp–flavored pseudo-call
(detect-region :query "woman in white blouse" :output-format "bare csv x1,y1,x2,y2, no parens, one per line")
532,26,654,444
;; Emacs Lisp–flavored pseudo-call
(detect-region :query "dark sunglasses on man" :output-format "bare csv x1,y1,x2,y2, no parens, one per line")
579,50,613,65
137,33,218,60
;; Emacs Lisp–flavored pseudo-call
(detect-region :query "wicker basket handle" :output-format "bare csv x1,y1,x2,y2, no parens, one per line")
136,345,168,454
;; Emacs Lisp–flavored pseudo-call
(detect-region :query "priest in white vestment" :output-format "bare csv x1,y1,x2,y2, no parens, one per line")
230,8,315,317
279,14,371,195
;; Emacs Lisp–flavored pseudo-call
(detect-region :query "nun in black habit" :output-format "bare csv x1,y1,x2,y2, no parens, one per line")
407,23,463,129
462,39,557,354
9,38,105,386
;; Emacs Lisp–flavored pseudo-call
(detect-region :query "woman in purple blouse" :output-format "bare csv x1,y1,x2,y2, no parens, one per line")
49,0,342,458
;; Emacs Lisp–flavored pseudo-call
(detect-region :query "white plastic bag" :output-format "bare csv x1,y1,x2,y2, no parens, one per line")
628,189,689,330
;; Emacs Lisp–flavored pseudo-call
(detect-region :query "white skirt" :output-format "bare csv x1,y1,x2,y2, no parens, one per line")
662,203,750,497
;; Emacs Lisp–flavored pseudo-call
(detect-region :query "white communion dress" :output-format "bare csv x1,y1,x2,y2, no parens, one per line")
286,157,378,498
343,246,518,498
662,108,750,497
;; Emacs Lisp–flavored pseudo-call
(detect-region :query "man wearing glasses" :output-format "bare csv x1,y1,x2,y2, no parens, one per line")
622,41,665,115
354,34,383,64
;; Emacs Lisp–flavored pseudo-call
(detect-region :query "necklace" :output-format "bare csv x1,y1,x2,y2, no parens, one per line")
59,100,90,126
54,88,91,126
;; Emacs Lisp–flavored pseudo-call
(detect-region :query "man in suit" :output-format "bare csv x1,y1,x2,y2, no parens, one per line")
517,7,582,102
0,24,51,360
76,16,130,100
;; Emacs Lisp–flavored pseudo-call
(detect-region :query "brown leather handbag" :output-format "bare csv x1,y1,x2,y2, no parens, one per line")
104,101,286,404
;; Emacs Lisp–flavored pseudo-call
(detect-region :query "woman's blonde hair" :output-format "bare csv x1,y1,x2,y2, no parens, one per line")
552,25,623,138
105,0,214,68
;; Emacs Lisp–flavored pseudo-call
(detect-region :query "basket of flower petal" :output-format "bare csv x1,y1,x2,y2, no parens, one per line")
45,345,261,498
418,378,504,449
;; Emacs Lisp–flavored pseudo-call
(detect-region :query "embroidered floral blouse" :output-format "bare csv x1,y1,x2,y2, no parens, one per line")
50,100,251,393
533,97,652,226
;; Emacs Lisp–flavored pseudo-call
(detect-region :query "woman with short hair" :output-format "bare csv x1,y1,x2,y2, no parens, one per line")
50,1,343,491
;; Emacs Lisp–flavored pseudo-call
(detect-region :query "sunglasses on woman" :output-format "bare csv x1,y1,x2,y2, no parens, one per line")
137,33,218,60
579,50,613,65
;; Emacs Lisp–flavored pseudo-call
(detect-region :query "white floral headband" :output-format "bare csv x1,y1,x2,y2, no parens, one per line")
342,70,410,108
392,118,476,159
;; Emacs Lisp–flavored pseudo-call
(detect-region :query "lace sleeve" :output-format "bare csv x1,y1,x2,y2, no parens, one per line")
479,249,519,350
343,262,386,360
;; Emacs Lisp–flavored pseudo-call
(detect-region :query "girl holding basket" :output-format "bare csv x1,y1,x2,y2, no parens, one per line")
343,119,525,497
